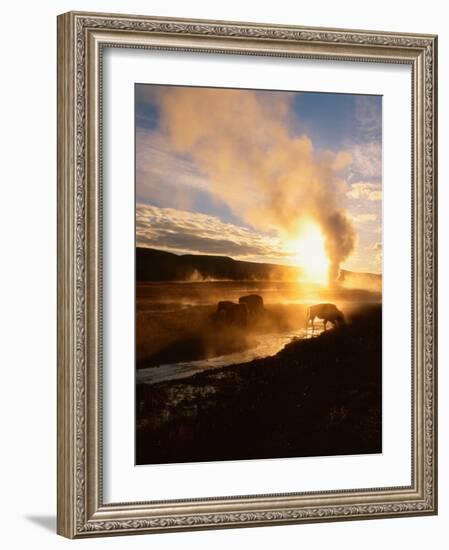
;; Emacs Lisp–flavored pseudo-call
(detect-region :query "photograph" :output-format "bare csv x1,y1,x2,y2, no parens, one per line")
56,10,437,537
0,0,443,543
135,84,383,465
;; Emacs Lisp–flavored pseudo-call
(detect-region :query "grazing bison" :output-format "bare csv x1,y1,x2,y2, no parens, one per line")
306,303,345,332
238,294,264,316
217,301,235,315
229,302,249,326
216,301,248,326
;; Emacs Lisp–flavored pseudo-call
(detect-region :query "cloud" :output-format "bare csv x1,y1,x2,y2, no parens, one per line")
354,96,382,143
137,132,209,193
347,181,382,201
136,132,210,209
372,241,382,269
137,86,357,281
352,213,377,224
136,203,288,262
350,142,382,180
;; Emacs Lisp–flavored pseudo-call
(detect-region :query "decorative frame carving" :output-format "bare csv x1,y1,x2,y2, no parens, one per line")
57,11,437,538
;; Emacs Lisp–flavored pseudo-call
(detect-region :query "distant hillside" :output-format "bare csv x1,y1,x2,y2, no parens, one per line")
136,247,382,289
136,247,301,282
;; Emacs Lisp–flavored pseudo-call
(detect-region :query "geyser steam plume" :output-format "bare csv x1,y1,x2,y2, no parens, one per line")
149,86,356,282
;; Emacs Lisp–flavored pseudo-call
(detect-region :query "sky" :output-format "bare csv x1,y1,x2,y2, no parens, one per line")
135,84,382,275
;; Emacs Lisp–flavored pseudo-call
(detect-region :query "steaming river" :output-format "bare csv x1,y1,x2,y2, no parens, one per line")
136,327,323,385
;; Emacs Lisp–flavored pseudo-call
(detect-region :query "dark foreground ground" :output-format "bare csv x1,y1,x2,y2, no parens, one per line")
136,304,382,465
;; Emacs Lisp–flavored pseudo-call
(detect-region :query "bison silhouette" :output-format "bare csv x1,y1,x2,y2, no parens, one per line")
217,301,235,315
306,303,345,332
229,303,249,326
216,301,248,326
238,294,264,316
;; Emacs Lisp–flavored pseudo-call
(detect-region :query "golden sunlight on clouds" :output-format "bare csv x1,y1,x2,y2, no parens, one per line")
136,203,286,262
136,204,335,277
347,181,382,201
351,213,377,224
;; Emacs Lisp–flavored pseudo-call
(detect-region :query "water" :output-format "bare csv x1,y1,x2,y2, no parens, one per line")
136,327,322,385
137,280,328,311
135,280,379,386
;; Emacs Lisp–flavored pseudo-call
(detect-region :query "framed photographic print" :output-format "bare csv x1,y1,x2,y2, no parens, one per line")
57,11,438,538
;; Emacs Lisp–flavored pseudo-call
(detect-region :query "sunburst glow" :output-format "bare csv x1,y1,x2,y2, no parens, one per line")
289,220,330,285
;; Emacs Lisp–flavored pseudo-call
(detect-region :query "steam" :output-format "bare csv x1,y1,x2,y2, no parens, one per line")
152,87,356,282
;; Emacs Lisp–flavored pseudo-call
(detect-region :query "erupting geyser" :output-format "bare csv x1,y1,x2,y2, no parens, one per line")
149,87,356,284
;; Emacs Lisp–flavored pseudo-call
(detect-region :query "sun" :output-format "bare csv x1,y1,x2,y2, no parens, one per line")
288,220,330,285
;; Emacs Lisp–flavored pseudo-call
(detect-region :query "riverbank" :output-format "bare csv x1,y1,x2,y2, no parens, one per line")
136,302,309,369
136,304,382,465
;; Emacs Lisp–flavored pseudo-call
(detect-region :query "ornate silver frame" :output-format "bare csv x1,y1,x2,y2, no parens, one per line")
57,11,438,538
